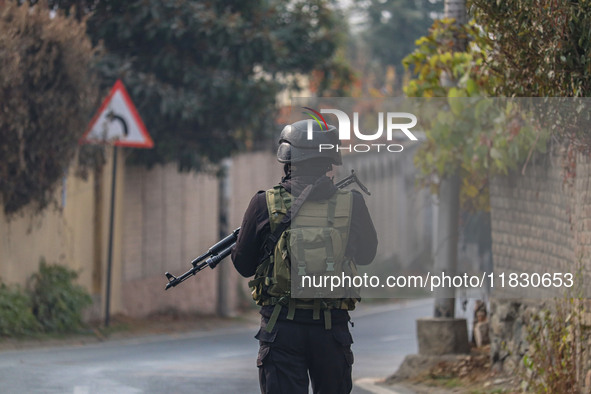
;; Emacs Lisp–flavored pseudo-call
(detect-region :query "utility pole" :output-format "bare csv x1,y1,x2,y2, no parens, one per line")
432,174,460,318
416,0,470,356
433,0,466,319
217,159,233,317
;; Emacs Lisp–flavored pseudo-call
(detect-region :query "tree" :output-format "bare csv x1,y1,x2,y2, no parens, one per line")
403,2,542,319
353,0,443,92
470,0,591,99
22,0,95,19
43,0,351,169
0,1,98,215
469,0,591,175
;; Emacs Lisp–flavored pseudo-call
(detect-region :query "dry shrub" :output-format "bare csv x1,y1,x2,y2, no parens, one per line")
0,1,99,216
523,298,588,393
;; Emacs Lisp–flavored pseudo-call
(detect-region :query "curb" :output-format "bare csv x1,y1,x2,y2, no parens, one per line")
355,378,417,394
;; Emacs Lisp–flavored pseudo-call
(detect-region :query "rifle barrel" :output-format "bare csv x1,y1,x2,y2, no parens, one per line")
205,244,235,269
208,228,240,255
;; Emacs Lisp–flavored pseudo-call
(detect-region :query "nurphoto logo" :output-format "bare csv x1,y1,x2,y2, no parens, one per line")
303,107,418,154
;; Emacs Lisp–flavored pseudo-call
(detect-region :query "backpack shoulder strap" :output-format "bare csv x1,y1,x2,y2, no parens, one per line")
265,186,287,233
262,182,319,333
262,182,315,257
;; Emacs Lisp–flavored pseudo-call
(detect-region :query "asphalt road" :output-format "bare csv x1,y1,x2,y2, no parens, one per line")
0,299,436,394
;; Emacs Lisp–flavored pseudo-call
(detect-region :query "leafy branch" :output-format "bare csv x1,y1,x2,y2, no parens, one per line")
403,19,549,211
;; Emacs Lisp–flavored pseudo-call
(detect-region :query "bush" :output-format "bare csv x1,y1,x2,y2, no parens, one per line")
28,260,92,333
523,298,587,393
0,1,99,216
0,283,39,336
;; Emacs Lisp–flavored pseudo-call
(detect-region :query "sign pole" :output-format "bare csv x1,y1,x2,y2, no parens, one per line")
80,79,153,328
104,145,118,327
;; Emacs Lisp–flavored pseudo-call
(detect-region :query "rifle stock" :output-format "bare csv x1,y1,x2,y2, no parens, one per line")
164,170,369,290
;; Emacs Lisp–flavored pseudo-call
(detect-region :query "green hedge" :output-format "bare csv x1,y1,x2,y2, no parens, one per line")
0,284,39,336
0,260,92,337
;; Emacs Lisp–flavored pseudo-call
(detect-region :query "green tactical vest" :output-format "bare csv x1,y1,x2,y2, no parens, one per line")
248,184,359,331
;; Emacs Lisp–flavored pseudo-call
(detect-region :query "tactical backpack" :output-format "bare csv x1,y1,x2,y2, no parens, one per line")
248,184,359,331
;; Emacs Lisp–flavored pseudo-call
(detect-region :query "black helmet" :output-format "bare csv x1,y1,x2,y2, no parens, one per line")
276,120,342,165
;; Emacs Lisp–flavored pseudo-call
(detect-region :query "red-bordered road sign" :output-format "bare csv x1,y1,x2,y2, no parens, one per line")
80,79,154,148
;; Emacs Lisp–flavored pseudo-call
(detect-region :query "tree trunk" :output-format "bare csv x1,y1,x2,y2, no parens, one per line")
432,0,465,319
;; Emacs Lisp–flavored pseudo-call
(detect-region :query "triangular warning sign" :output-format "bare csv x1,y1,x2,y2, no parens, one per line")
80,80,154,148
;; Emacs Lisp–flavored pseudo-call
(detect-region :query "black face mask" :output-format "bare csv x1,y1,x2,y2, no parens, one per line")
283,161,332,181
283,175,336,201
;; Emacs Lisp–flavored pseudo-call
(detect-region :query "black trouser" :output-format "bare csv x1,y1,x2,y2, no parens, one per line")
255,317,354,394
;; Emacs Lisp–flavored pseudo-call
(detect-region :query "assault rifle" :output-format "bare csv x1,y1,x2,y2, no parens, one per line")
164,170,370,290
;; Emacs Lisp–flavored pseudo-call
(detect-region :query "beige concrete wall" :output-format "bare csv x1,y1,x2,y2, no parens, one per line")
120,163,220,317
1,147,434,320
0,150,275,320
119,152,283,317
0,171,95,285
0,146,125,320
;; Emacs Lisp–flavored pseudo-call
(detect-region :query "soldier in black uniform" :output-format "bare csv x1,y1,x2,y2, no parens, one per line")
231,120,378,394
